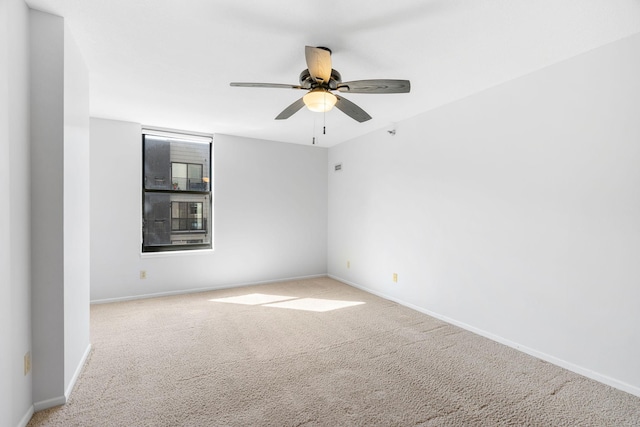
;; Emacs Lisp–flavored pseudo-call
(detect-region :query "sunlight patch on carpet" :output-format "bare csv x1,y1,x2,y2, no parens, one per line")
208,293,296,305
209,293,365,312
264,298,365,312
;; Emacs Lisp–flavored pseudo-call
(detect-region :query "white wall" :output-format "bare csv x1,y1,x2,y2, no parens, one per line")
30,9,91,409
30,9,65,406
2,0,33,425
63,24,91,396
0,0,10,419
90,121,327,301
328,33,640,396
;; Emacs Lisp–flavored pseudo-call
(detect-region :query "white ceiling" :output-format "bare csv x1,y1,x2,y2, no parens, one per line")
25,0,640,147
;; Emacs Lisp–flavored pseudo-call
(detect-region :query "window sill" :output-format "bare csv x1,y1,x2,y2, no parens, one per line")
140,248,214,258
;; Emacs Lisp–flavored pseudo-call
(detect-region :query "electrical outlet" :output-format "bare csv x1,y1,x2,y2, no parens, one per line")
140,270,147,279
393,273,398,283
347,260,350,269
24,352,31,375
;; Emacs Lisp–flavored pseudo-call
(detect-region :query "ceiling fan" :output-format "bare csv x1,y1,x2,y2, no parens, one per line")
230,46,411,123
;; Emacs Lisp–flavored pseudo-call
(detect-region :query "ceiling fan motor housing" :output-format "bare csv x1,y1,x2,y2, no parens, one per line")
299,69,342,90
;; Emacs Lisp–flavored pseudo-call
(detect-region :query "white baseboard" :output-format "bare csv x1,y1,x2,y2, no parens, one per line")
329,274,640,399
33,395,66,412
66,343,92,400
33,343,92,413
17,405,34,427
91,274,328,304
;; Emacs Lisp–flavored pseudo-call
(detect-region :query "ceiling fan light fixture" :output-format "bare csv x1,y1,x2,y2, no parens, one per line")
303,89,337,113
230,46,409,122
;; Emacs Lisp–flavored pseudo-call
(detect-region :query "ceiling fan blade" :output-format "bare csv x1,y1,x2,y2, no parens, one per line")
334,95,372,123
230,82,303,89
337,79,411,94
275,97,306,120
305,46,332,84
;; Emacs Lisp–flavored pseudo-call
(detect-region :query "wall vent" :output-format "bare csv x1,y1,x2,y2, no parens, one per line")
334,163,342,172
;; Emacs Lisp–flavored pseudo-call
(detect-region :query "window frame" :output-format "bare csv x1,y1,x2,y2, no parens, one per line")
141,130,213,253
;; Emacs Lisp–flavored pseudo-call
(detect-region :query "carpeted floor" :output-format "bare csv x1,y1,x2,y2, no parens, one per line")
28,277,640,426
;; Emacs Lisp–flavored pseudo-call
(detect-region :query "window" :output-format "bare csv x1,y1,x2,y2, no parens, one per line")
171,162,204,191
142,130,212,252
171,202,204,231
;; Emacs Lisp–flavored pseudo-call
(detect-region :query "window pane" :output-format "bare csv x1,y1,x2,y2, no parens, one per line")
143,133,212,252
188,164,203,190
188,164,202,179
169,201,206,232
179,202,188,218
172,163,187,190
173,163,187,178
144,138,171,190
143,193,171,245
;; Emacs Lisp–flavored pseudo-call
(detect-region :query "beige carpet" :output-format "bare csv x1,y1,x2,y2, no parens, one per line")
28,277,640,426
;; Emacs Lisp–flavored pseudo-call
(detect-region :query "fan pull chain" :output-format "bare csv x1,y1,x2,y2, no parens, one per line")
323,107,327,135
312,117,316,145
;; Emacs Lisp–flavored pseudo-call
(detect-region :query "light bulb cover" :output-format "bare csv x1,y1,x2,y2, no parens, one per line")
303,89,337,112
